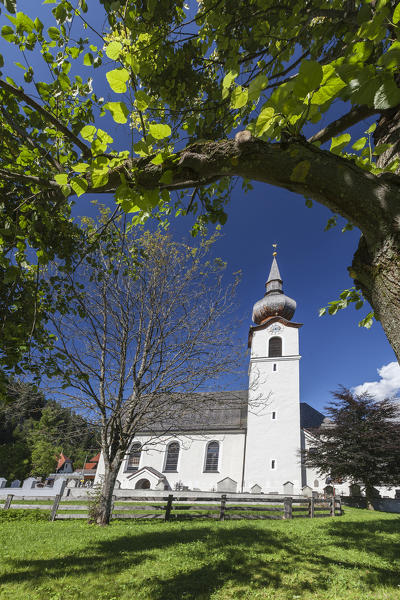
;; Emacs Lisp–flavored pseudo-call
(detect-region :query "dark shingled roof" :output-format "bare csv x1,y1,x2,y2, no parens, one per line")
300,403,326,429
137,393,326,434
138,390,248,433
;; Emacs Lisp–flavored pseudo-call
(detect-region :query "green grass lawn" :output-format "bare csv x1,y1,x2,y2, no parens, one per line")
0,507,399,600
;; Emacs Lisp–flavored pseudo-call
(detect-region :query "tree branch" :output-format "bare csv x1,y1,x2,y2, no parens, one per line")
92,133,399,243
0,78,92,158
307,106,380,145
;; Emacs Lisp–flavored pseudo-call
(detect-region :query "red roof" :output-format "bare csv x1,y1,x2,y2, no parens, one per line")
56,452,71,471
84,452,100,471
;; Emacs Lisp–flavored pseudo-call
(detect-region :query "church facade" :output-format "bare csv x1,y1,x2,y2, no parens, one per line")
95,255,327,495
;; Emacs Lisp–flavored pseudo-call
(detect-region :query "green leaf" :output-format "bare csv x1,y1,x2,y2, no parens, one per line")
160,170,173,184
330,134,351,155
105,41,122,60
393,3,400,24
70,177,88,197
149,123,171,140
104,101,129,124
125,52,139,75
47,26,60,40
352,137,367,151
222,69,238,99
310,73,346,105
80,125,96,142
135,90,150,111
294,59,323,98
248,74,268,102
83,53,94,66
106,68,129,93
373,78,400,110
359,311,374,329
54,173,68,186
91,170,109,188
290,160,310,183
1,25,14,41
230,86,248,109
255,107,275,137
366,122,377,134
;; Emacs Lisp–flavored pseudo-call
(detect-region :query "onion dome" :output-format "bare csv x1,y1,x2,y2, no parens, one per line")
252,253,296,324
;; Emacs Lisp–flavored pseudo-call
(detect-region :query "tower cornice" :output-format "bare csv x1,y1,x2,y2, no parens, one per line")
248,315,303,348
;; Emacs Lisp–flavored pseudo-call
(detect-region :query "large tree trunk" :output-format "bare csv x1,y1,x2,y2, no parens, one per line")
91,455,121,526
352,234,400,363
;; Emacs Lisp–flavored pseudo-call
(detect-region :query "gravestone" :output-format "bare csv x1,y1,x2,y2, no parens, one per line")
22,477,36,489
66,479,77,488
302,485,313,498
251,484,262,494
0,478,7,488
114,480,121,489
10,479,21,488
52,478,67,495
217,477,237,493
283,481,294,495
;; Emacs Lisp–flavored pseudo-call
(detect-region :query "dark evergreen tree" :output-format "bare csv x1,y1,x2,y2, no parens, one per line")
303,388,400,504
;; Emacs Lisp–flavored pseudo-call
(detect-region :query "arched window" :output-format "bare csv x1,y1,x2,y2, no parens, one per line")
314,479,319,488
204,441,220,472
126,443,141,472
269,337,282,357
164,442,180,472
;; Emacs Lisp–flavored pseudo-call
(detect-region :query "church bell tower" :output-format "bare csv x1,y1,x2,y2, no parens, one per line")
243,249,303,494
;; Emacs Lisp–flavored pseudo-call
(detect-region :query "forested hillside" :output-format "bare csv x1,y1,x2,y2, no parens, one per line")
0,380,99,481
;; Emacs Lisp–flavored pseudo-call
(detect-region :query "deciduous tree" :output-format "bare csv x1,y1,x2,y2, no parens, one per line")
47,219,241,524
1,0,400,364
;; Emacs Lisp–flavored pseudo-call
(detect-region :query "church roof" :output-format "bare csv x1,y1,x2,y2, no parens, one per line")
300,403,326,429
137,390,248,434
136,395,325,434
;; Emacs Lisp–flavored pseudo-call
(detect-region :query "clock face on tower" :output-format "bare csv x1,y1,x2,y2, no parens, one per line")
269,324,282,335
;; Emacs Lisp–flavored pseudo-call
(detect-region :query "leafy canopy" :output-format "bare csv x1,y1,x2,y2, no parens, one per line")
1,0,400,371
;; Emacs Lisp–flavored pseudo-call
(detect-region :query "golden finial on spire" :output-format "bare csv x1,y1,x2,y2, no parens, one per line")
272,243,277,257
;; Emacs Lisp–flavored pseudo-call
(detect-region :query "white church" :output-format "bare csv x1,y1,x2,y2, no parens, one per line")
95,254,332,495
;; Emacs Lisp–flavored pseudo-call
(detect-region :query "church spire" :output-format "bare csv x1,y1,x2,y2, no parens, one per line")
252,247,297,324
266,255,282,295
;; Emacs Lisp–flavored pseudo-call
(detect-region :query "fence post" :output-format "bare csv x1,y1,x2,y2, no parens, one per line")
4,494,13,510
335,497,342,516
308,497,314,518
110,495,115,520
283,497,292,519
50,494,61,521
330,496,335,517
219,494,227,521
164,494,173,521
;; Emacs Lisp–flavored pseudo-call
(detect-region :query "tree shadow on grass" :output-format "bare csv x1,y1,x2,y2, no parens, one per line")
1,519,400,599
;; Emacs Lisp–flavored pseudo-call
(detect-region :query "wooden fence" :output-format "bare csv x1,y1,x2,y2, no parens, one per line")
1,493,342,521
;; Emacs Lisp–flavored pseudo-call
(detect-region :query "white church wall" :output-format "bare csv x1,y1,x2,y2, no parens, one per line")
95,431,246,492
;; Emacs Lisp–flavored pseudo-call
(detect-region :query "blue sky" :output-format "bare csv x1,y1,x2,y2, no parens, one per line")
1,1,399,412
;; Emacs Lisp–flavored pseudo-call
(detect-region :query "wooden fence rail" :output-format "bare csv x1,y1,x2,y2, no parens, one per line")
1,493,342,521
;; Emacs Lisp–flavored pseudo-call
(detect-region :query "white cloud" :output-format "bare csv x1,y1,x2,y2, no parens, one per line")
353,362,400,401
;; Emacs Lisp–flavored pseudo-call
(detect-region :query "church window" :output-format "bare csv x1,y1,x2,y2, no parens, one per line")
273,363,277,371
204,441,220,472
272,411,276,420
271,459,276,469
164,442,180,472
269,337,282,357
126,443,141,472
314,479,319,488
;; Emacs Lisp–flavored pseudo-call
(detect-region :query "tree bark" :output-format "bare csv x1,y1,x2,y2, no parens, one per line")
352,234,400,362
92,454,121,526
